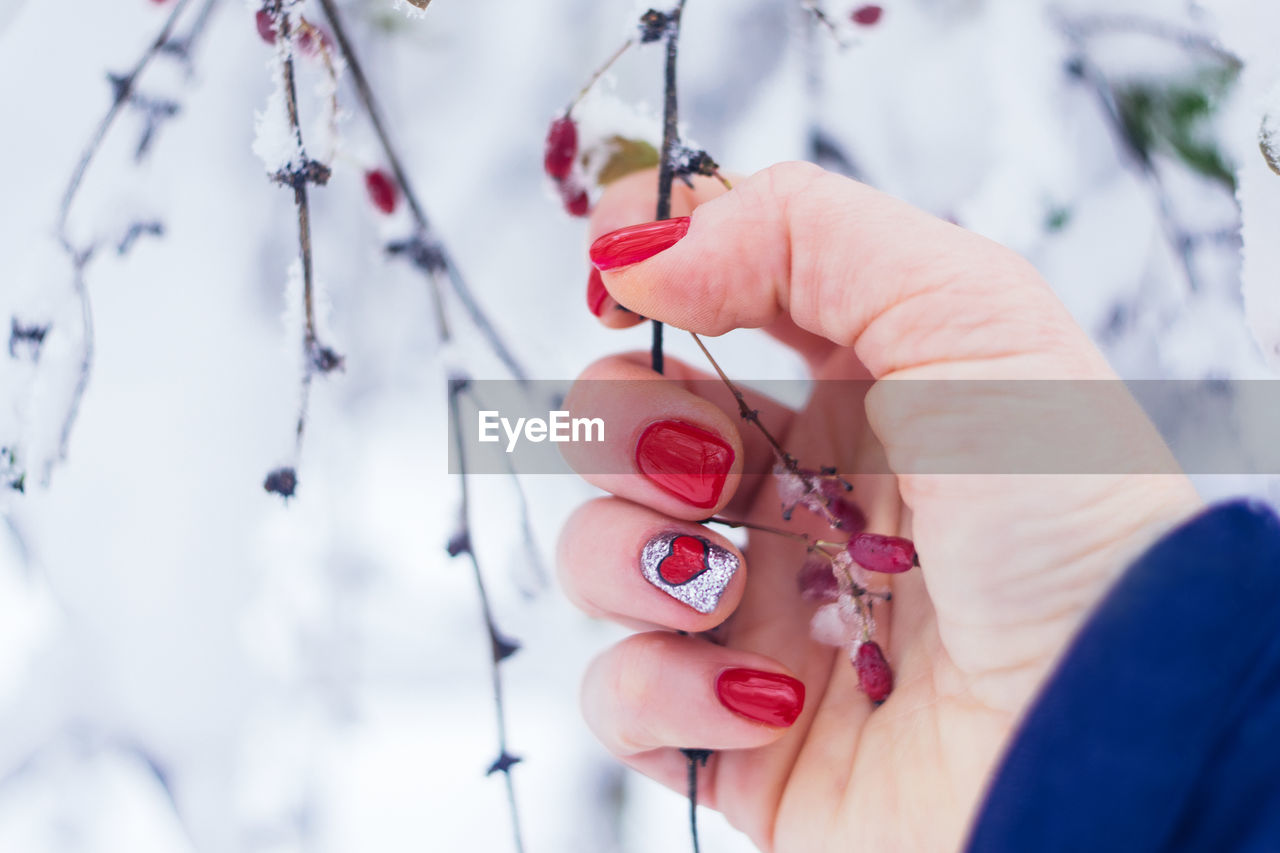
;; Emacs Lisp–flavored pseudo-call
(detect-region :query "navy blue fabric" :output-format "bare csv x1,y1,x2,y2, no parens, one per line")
965,500,1280,853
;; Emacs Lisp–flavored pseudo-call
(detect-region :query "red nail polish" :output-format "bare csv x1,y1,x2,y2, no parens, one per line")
589,217,691,271
716,669,805,727
635,420,734,509
587,267,608,317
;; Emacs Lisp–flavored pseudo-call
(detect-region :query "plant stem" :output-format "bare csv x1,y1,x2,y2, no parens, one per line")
703,515,812,544
689,333,795,466
449,377,526,853
316,0,531,382
48,0,213,483
652,0,688,375
56,0,195,243
568,38,634,114
277,9,323,450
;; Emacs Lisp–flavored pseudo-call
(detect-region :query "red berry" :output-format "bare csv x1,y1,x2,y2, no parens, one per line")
365,169,399,215
255,9,277,44
815,479,866,532
560,181,590,217
846,532,915,574
851,4,884,26
544,116,578,181
854,641,893,702
797,554,840,602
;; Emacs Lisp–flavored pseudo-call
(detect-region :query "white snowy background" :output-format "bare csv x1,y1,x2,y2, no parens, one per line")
1,0,1278,851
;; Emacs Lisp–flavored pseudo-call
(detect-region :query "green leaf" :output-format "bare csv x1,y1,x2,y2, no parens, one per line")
596,136,660,186
1114,64,1239,191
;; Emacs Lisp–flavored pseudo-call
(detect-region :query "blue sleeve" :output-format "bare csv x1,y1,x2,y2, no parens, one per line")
965,499,1280,853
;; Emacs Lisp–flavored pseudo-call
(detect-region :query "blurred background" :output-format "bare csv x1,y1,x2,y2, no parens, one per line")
1,0,1278,850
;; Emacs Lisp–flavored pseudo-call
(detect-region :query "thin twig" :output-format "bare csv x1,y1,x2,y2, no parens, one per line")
799,0,846,47
703,515,811,544
690,332,851,528
56,0,195,243
568,38,634,113
459,383,548,595
689,333,793,464
275,7,328,451
1061,35,1229,294
161,0,221,66
652,0,688,375
448,377,526,853
316,0,531,382
680,749,712,853
48,0,213,482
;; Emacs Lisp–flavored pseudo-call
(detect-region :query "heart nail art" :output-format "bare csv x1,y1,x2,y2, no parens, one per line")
640,533,739,613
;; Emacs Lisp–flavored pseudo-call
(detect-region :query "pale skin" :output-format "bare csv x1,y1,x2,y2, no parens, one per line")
555,162,1203,852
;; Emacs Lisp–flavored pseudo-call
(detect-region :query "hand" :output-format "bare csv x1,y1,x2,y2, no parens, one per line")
556,162,1200,852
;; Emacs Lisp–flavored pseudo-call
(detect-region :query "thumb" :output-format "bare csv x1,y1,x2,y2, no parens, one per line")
589,161,1110,382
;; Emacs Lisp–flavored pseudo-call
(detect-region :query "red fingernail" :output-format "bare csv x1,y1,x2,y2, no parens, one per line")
635,420,734,509
587,267,609,317
589,217,691,271
716,669,805,727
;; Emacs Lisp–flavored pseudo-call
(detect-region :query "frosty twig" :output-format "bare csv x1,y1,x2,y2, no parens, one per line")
264,3,341,462
316,0,530,382
448,376,526,853
48,0,219,483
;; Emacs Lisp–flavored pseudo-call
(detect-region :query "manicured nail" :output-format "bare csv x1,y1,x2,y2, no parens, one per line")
640,533,739,613
589,216,691,271
587,267,609,317
635,420,734,509
716,669,805,727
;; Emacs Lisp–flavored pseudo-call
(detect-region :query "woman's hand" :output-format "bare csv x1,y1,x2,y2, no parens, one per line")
556,163,1201,852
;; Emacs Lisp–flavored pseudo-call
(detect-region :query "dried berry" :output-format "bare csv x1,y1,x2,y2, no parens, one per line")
544,116,578,182
851,4,884,26
847,532,915,574
365,168,399,215
854,641,893,702
263,467,297,498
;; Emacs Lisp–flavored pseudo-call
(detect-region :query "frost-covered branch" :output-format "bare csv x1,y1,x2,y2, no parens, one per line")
315,0,530,382
259,2,343,497
45,0,219,484
447,375,526,853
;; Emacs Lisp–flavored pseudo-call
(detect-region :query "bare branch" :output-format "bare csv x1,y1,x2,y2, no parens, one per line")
447,376,526,853
47,0,219,484
315,0,531,382
651,0,689,376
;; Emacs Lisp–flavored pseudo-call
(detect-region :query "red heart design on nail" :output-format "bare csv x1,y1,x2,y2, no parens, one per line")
658,536,709,585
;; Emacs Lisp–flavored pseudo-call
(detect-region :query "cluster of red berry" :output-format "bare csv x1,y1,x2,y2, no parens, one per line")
544,115,590,217
783,466,915,703
252,5,399,217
